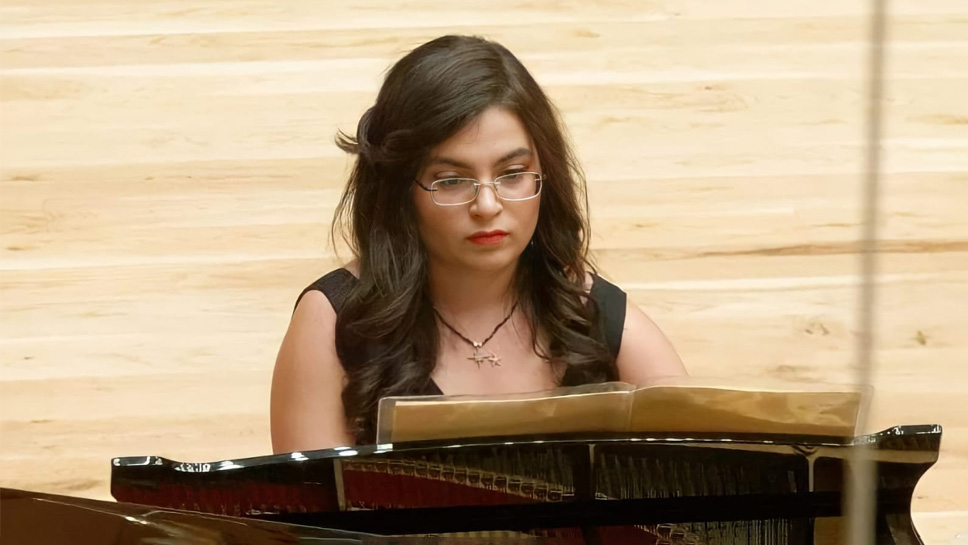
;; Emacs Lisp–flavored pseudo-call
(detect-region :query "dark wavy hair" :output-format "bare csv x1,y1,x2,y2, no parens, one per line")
331,35,616,443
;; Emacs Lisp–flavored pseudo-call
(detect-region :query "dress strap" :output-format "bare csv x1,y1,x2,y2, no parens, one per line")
589,274,627,360
294,268,358,314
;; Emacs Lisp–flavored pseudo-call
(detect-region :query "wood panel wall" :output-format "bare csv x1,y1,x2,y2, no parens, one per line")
1,1,965,541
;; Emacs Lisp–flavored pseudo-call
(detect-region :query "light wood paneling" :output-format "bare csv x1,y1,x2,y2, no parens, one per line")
2,1,966,542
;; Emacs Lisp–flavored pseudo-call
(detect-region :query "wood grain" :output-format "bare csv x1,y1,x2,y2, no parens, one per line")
2,0,966,542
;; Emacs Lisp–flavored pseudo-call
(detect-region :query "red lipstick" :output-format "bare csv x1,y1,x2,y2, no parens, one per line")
468,230,508,246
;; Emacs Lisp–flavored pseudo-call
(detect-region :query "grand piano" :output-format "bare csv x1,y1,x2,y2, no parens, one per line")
1,424,942,544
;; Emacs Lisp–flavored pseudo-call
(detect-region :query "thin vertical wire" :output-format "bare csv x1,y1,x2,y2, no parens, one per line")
846,0,888,543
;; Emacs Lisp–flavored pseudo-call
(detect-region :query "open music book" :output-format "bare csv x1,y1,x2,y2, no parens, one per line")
376,377,871,444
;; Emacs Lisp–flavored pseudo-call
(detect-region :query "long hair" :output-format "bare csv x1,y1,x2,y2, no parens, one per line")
331,35,615,443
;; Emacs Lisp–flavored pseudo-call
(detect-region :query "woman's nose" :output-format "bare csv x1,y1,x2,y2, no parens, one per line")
471,182,502,216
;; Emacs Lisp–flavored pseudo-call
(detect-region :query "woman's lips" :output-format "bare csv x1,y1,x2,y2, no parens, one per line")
468,230,508,246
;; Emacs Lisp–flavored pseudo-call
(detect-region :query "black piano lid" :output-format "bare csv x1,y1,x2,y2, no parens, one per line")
103,424,942,540
111,424,943,473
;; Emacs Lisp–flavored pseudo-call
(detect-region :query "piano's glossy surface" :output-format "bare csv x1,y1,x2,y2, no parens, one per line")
103,425,942,544
0,487,371,545
1,487,567,544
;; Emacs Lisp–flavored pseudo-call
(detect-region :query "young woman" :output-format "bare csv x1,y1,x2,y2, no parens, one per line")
271,35,686,453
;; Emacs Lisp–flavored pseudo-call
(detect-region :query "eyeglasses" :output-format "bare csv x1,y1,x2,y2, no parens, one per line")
415,172,543,206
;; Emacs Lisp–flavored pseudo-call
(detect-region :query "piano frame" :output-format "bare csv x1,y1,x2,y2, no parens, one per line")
106,424,942,544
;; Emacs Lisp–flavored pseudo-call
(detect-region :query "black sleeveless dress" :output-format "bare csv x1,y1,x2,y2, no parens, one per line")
296,268,628,396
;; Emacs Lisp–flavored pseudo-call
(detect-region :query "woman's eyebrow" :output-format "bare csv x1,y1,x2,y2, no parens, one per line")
426,147,534,170
496,147,533,164
426,156,471,170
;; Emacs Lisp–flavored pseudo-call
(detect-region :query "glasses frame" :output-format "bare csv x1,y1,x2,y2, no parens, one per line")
414,172,543,206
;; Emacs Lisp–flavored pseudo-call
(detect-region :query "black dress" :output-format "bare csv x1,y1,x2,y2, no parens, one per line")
296,268,628,396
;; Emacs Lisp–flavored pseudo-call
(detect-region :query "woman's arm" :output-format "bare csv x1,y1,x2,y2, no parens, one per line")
614,301,688,385
270,290,355,453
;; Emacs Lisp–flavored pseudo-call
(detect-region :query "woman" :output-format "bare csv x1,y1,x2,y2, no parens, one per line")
271,35,686,453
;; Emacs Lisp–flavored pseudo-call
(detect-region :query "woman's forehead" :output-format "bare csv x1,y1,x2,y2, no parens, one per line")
427,107,536,168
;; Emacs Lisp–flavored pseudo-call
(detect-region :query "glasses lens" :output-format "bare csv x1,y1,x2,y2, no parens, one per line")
433,179,478,205
495,172,540,200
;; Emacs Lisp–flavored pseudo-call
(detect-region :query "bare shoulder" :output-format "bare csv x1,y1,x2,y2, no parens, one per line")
291,289,338,332
270,289,354,453
614,291,688,385
582,270,685,381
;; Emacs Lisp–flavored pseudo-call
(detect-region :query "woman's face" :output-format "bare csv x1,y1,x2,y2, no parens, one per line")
414,106,541,274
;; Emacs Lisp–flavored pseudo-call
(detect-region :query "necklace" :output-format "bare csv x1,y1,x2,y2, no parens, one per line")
433,302,518,368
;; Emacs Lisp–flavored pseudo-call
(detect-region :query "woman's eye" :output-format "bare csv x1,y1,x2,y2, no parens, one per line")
437,179,465,188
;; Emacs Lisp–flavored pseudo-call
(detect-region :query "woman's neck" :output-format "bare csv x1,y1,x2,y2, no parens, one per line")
427,260,518,320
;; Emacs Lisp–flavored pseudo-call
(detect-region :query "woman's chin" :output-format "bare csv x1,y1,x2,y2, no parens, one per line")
460,248,523,273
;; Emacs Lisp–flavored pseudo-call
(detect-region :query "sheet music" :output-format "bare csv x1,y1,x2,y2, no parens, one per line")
376,378,870,444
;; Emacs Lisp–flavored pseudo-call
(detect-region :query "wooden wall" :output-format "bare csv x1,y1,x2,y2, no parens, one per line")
1,1,965,541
